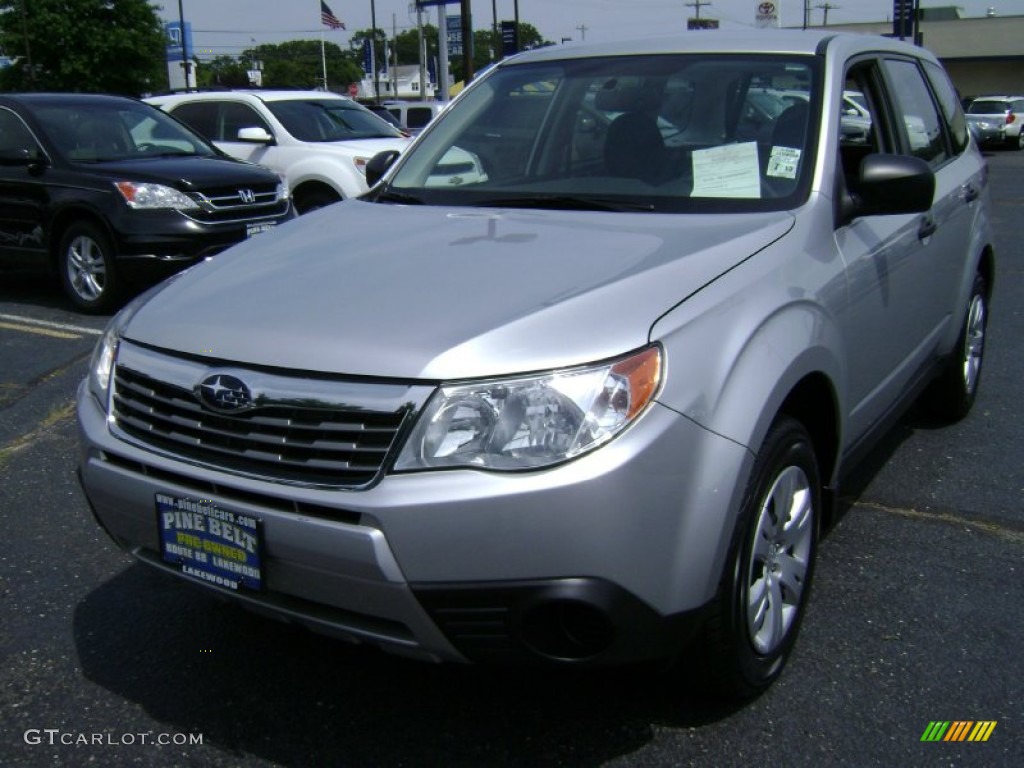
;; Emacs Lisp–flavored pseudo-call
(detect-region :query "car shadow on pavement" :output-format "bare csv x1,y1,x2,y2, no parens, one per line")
0,267,75,312
73,565,747,767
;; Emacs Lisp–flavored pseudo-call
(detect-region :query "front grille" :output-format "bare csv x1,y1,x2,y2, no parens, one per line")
112,364,410,488
188,183,288,224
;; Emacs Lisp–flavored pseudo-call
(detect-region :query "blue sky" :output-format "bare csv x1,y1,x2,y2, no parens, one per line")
160,0,1024,59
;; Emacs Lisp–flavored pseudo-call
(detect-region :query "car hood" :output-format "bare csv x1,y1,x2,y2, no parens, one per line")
82,155,278,188
123,201,794,380
292,136,411,156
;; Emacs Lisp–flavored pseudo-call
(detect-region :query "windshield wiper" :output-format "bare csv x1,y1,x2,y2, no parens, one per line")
471,195,656,212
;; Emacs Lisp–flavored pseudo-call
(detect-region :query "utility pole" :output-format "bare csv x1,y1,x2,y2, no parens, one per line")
177,0,192,89
576,24,588,41
492,0,498,60
816,2,838,26
685,0,711,21
460,0,473,85
18,0,33,85
370,0,380,103
803,0,810,29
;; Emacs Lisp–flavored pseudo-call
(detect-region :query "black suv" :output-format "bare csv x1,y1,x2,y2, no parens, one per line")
0,93,293,312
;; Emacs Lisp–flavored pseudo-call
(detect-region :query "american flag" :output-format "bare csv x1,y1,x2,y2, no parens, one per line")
321,1,345,30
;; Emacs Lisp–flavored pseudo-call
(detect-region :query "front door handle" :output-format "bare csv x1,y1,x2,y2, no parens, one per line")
918,215,937,241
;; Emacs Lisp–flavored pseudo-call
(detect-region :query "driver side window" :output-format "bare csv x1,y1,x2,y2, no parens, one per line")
0,108,38,158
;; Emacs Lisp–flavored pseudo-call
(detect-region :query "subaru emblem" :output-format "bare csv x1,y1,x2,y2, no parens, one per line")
238,188,256,204
197,374,254,412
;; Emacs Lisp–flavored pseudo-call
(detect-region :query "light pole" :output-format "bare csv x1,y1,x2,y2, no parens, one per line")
370,0,380,103
177,0,192,89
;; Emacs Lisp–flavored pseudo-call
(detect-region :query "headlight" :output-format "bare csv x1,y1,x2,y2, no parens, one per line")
86,275,184,412
114,181,199,210
87,323,119,409
395,346,661,471
354,156,372,175
276,172,290,200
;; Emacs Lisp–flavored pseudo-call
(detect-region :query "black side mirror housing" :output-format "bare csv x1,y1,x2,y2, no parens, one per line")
365,149,401,188
853,153,935,218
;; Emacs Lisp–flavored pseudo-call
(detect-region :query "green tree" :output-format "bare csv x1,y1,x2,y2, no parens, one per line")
349,28,388,76
450,23,549,83
0,0,166,95
196,56,250,89
241,40,363,90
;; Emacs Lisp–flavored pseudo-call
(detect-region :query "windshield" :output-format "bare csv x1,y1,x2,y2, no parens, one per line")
382,53,819,213
967,100,1009,115
36,102,218,163
266,99,404,141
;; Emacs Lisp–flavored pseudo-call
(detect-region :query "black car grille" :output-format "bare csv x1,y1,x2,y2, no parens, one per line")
189,183,288,224
112,365,407,488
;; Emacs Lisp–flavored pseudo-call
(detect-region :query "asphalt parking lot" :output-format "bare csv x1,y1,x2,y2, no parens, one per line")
1,150,1022,767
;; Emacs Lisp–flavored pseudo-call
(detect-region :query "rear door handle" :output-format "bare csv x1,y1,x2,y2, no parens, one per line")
962,183,979,203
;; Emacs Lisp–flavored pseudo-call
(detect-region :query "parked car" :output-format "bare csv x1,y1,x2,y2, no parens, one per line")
965,95,1024,149
147,90,411,213
363,103,409,134
0,93,292,312
79,31,992,699
966,115,1005,147
383,100,448,135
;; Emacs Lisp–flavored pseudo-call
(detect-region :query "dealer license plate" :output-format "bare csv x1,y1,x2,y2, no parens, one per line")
156,494,264,592
246,221,276,238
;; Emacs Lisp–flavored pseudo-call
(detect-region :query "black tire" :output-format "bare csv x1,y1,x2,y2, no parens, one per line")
695,416,820,700
922,273,988,422
294,188,341,215
57,221,120,313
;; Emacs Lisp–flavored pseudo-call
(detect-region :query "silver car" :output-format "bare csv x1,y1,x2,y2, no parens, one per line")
78,31,993,699
966,95,1024,149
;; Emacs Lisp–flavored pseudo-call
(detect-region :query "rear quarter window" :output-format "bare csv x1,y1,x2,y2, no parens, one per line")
923,60,969,154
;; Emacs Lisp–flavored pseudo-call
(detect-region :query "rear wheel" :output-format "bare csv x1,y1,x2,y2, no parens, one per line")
695,416,820,700
922,272,987,421
58,221,120,313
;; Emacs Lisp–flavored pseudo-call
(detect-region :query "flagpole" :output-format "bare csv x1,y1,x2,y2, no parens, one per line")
321,30,328,90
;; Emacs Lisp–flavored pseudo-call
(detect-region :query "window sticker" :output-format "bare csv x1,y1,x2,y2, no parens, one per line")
767,146,802,179
692,142,761,198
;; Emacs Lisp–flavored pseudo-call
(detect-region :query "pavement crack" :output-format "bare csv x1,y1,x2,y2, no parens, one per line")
853,500,1024,545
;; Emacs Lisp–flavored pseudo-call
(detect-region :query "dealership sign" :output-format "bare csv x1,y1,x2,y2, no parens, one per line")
755,1,780,28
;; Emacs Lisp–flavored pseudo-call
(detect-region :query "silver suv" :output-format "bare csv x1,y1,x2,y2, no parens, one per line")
147,90,410,213
79,31,993,699
965,95,1024,149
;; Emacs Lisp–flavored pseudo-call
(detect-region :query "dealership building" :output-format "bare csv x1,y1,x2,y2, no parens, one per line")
807,6,1024,98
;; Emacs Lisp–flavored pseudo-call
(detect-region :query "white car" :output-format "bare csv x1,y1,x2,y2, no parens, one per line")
147,90,411,213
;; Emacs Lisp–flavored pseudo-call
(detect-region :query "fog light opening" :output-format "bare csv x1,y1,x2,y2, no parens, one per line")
521,600,615,661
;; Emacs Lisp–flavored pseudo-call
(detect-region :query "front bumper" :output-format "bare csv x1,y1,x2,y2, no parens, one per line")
77,378,750,666
108,206,295,282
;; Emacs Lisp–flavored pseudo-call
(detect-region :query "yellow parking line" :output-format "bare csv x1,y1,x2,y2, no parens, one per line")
0,321,82,340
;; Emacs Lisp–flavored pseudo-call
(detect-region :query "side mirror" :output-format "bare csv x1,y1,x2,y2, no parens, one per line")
365,149,401,187
236,127,275,145
849,153,934,219
0,147,45,167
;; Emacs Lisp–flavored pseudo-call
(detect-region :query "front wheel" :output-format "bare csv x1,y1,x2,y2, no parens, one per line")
58,221,120,313
294,188,341,215
696,416,820,700
922,272,987,422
